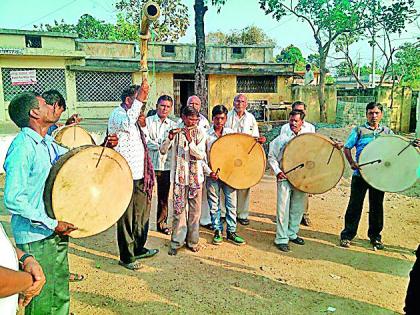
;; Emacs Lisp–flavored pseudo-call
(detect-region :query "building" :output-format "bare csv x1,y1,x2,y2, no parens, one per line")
0,28,299,122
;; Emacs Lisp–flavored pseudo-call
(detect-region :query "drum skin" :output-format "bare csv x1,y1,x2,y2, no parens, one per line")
54,125,95,149
281,133,345,194
209,133,266,189
359,135,419,192
44,145,133,238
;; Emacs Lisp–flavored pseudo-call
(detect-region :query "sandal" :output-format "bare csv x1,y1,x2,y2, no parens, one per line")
168,248,177,256
158,227,171,235
118,260,142,270
134,248,159,260
188,246,200,253
340,239,351,248
69,272,85,282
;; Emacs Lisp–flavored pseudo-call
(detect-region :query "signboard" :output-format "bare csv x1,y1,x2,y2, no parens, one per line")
10,70,37,86
0,48,24,55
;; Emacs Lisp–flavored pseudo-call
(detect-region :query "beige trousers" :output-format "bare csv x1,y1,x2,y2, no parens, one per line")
171,184,203,249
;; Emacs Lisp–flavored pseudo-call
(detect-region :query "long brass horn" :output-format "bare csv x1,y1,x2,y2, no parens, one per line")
140,1,160,80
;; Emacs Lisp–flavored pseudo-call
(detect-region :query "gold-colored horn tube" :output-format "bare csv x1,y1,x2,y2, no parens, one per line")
140,1,160,80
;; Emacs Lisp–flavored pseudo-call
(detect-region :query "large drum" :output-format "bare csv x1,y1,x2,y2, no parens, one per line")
359,135,419,192
281,133,345,194
209,133,266,189
53,125,95,149
44,145,133,238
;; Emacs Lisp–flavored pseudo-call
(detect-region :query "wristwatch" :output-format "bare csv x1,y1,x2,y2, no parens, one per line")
18,253,34,269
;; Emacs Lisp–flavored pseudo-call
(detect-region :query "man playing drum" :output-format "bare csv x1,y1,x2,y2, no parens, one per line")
203,105,245,246
108,82,159,270
268,110,314,252
145,95,177,235
280,101,315,226
4,92,78,314
41,89,82,136
225,94,266,226
340,102,395,249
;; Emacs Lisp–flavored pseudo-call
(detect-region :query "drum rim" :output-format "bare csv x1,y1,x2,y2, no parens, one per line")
44,145,134,238
281,133,345,194
358,134,419,192
53,125,96,148
209,132,267,189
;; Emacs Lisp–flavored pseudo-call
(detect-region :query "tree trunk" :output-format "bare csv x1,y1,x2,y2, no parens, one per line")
318,51,328,122
194,0,208,117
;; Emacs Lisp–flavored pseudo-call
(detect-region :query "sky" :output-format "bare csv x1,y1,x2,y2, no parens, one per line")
0,0,419,70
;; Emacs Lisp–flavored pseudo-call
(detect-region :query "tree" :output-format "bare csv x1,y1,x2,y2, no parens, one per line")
307,53,320,69
275,45,306,70
335,0,417,88
35,14,117,40
394,42,420,89
206,31,227,44
258,0,380,122
206,26,275,45
115,0,189,42
194,0,208,115
35,0,189,42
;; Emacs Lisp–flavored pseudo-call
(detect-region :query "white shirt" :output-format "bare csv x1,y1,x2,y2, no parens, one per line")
304,70,315,85
108,100,148,180
160,122,207,184
203,126,234,175
225,110,259,137
268,123,315,176
145,114,177,171
0,223,19,315
280,120,315,135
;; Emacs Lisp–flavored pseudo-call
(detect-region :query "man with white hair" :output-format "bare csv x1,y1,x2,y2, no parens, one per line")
225,93,266,225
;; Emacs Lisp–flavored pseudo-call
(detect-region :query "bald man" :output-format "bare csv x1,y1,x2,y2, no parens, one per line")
225,94,265,225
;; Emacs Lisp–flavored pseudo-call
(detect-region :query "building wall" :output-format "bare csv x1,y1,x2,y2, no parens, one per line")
336,87,412,132
77,41,135,58
208,75,291,116
292,85,337,123
377,87,412,132
0,56,69,121
0,34,25,48
148,43,275,64
42,37,75,51
133,72,174,112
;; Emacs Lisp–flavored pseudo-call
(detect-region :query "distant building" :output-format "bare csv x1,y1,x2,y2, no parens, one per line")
335,74,398,89
0,28,298,122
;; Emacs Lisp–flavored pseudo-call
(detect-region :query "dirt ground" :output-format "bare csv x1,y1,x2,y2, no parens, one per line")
0,126,419,315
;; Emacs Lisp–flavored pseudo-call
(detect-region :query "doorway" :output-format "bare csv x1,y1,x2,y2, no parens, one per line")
173,74,208,116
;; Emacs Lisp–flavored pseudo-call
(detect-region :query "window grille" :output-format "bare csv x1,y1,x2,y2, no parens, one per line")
1,68,66,101
162,44,176,56
237,76,277,93
232,47,243,54
25,35,42,48
164,45,175,53
75,71,132,102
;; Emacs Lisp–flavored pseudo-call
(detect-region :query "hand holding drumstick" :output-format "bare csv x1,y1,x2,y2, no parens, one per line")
55,221,78,236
